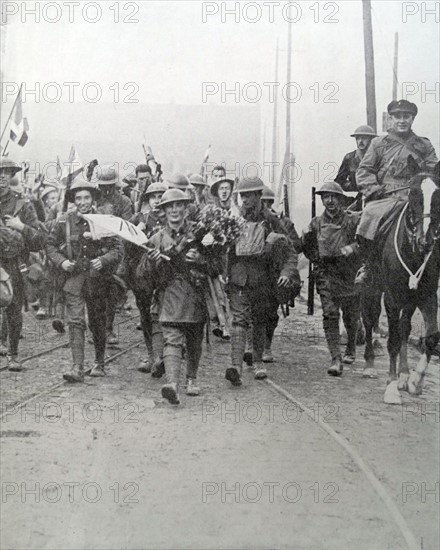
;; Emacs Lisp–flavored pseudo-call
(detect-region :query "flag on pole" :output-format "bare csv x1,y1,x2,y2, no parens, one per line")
9,87,29,147
200,144,211,179
61,145,83,188
81,214,150,246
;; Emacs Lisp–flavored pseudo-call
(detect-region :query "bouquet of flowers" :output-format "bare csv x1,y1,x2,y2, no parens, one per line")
193,205,245,247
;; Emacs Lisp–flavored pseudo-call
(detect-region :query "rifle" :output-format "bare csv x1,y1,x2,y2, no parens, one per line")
142,145,162,182
307,186,316,315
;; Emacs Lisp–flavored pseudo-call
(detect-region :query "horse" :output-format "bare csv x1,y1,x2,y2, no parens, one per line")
361,159,440,405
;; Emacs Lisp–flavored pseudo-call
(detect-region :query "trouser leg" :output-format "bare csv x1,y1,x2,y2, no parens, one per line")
5,267,24,356
85,283,107,364
320,290,341,361
134,289,153,360
185,323,205,379
64,291,86,366
341,295,360,356
252,323,266,363
161,324,184,389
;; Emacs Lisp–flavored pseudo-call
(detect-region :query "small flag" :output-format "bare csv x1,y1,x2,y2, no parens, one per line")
9,87,29,147
82,214,149,246
61,145,83,188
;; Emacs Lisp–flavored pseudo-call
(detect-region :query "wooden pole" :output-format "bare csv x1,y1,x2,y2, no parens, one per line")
362,0,377,132
271,38,279,189
392,32,399,101
283,21,292,217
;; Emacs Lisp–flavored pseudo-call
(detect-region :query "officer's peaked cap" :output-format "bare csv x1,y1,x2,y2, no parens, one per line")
387,99,418,116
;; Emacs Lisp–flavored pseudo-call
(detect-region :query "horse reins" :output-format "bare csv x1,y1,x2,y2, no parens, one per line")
394,203,434,290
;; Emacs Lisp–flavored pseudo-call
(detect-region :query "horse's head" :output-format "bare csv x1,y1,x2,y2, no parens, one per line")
406,159,440,254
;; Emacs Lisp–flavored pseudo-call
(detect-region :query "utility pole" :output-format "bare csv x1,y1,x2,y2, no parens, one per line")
280,20,292,217
362,0,377,132
271,38,279,190
392,32,399,100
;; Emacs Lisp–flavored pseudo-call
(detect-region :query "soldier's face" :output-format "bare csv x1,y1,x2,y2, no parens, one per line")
45,191,59,208
148,192,164,210
74,190,94,214
218,182,232,202
240,191,261,210
212,169,225,181
390,112,414,134
321,192,342,214
0,170,13,192
356,136,372,151
165,201,186,224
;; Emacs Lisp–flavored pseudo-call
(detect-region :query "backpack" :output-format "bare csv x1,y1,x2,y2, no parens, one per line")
235,222,266,257
0,266,13,308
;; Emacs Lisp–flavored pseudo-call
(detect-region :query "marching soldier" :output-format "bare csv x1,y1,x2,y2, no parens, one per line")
46,177,122,382
167,173,198,220
210,177,234,211
355,100,438,285
189,173,209,209
260,185,302,362
302,182,362,376
94,164,133,345
0,157,46,371
335,125,377,193
122,181,167,373
225,177,299,386
146,189,214,404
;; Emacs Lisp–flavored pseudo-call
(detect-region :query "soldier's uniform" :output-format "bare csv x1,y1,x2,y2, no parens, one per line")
146,189,214,404
122,182,167,374
335,125,377,211
302,182,362,375
356,104,438,243
0,158,46,370
261,185,301,362
94,165,133,344
46,178,122,381
226,177,299,385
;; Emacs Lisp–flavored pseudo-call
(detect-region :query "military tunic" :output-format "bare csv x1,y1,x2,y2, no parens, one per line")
302,209,362,361
356,130,438,240
46,210,122,362
0,190,45,356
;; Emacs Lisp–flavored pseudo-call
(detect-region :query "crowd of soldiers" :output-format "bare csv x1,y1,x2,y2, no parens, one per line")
0,98,438,404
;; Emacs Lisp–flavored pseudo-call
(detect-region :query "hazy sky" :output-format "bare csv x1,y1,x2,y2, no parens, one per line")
1,0,439,218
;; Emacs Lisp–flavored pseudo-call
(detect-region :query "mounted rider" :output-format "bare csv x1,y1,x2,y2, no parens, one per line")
355,99,439,285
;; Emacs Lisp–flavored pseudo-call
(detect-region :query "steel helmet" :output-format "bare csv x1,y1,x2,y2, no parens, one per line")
167,172,192,189
41,185,60,201
67,176,99,201
94,164,119,186
189,174,208,187
158,188,192,208
143,181,168,197
350,125,377,138
261,186,275,201
0,157,22,174
210,177,234,197
236,177,265,194
315,181,345,196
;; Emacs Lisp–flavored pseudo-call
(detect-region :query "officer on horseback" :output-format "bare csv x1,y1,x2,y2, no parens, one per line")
355,100,439,285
